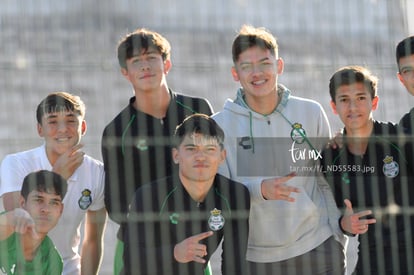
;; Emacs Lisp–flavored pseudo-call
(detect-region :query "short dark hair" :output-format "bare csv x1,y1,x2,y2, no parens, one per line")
21,170,68,200
232,25,278,63
396,36,414,68
36,92,85,124
174,114,224,149
117,28,171,69
329,65,378,102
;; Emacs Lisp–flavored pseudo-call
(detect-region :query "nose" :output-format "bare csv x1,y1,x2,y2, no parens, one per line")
40,203,50,213
251,64,263,75
349,99,358,110
194,149,207,159
141,62,150,71
139,59,151,71
57,121,68,132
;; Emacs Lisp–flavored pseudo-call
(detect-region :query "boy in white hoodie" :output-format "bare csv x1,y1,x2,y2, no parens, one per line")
212,25,347,274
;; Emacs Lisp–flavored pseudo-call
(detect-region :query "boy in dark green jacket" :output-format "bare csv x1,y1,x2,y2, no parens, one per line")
0,170,67,275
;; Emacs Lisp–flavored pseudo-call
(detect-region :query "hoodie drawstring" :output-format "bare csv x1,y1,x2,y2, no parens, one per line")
248,111,255,153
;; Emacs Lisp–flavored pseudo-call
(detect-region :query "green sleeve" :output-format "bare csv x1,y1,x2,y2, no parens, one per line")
41,236,63,275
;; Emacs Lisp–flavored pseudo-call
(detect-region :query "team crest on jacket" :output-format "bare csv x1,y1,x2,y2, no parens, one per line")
341,172,350,185
382,155,399,178
290,123,306,144
169,213,180,225
208,208,225,231
136,139,148,151
78,189,92,210
0,264,15,274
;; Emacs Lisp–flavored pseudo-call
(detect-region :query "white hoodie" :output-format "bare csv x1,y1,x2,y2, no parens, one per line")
212,85,344,262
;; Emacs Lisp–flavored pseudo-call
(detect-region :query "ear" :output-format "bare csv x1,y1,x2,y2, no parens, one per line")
19,196,25,208
397,72,404,84
277,58,284,75
163,59,172,74
330,100,338,115
371,96,379,111
172,148,179,164
120,67,129,80
37,123,44,137
231,66,239,81
219,149,226,165
59,203,64,216
81,120,87,136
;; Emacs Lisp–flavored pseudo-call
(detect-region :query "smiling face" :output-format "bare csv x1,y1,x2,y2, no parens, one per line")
172,133,225,184
37,111,86,164
331,82,378,135
21,190,63,235
232,46,283,103
397,55,414,96
121,48,171,93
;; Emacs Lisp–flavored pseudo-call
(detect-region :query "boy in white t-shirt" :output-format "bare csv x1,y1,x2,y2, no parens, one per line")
0,92,107,275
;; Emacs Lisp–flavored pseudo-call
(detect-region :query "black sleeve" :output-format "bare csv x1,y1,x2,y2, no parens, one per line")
101,127,122,223
398,108,414,135
222,183,251,275
101,124,137,224
320,148,343,208
122,187,178,275
401,137,414,206
200,98,214,116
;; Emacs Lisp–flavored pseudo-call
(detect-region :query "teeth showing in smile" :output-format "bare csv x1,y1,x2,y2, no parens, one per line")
57,138,69,142
252,80,266,85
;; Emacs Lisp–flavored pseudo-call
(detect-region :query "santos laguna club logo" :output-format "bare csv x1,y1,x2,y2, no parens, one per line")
290,123,306,144
382,155,399,178
78,189,92,210
208,208,225,231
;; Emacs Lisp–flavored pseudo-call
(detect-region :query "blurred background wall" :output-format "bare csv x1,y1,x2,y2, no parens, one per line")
0,1,412,274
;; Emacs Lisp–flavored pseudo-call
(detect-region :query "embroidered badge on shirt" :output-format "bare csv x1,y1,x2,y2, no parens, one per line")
382,155,399,178
0,264,15,274
290,123,306,144
169,213,180,225
78,189,92,210
136,139,148,151
208,208,225,231
238,136,253,150
341,172,350,185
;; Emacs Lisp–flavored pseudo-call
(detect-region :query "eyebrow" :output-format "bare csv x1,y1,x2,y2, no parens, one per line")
131,50,159,57
239,57,271,65
50,198,62,203
34,194,62,202
337,91,368,98
400,65,414,70
183,142,219,148
45,113,77,119
183,143,196,147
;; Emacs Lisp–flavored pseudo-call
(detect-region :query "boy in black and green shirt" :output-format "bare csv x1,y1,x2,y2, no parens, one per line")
396,36,414,133
122,114,250,275
321,66,414,274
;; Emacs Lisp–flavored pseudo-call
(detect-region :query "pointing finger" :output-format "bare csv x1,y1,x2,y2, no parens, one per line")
354,210,372,219
193,231,213,242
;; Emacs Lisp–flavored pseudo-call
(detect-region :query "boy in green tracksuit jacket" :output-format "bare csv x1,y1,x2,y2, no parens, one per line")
0,170,67,274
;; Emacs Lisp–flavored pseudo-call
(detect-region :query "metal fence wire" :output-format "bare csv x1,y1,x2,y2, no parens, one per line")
0,1,413,275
